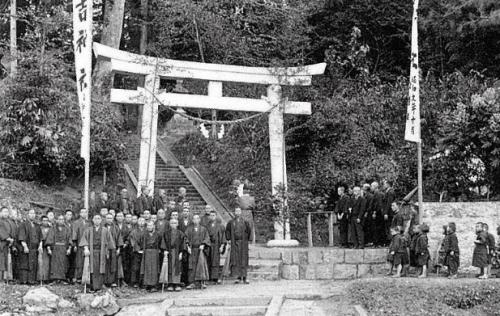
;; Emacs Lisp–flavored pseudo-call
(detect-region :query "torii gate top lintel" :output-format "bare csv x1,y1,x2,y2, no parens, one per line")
93,43,326,86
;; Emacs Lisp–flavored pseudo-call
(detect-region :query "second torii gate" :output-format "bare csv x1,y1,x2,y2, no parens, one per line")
93,43,325,245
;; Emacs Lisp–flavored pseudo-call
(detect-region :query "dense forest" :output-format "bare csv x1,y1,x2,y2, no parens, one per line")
1,0,499,210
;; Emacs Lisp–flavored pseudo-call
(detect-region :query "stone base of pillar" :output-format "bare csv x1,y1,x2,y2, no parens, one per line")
266,239,300,248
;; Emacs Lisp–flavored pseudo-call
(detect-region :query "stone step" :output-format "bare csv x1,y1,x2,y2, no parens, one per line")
172,296,272,307
246,271,279,281
166,305,267,316
248,259,281,273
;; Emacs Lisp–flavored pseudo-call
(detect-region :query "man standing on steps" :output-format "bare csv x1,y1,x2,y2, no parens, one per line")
225,207,252,284
136,185,153,216
184,214,210,290
153,189,169,214
206,210,226,284
115,188,134,215
200,205,213,228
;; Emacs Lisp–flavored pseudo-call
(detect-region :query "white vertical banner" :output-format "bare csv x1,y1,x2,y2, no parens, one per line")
73,0,93,159
405,0,421,143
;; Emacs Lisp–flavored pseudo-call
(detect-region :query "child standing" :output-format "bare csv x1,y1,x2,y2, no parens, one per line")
409,225,420,273
483,223,495,278
415,223,430,278
444,222,459,278
472,222,489,279
388,226,408,278
434,225,448,276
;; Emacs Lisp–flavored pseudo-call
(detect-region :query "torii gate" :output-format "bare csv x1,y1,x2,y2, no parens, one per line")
93,43,325,245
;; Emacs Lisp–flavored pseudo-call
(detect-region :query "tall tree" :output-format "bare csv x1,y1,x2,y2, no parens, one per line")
92,0,126,91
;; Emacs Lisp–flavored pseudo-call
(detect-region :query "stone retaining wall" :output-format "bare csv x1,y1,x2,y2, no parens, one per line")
423,202,500,272
277,248,387,280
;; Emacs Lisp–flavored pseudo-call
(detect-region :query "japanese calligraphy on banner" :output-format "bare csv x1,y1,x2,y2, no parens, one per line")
405,0,421,143
73,0,93,159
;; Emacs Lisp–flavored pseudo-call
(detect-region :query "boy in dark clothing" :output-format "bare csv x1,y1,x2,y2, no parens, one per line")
388,226,407,278
472,222,489,279
483,223,495,278
415,223,430,278
443,222,459,278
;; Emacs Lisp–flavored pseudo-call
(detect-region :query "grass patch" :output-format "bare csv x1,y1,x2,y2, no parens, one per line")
348,278,500,316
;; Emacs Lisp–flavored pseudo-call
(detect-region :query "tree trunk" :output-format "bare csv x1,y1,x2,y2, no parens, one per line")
92,0,126,91
10,0,17,77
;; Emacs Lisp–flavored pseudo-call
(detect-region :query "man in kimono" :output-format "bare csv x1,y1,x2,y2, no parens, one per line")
46,215,72,283
114,212,129,286
225,207,251,284
72,208,90,283
184,214,210,290
104,214,123,287
153,189,169,214
135,186,153,216
200,205,213,228
140,221,162,291
94,192,112,217
115,188,134,215
80,214,115,292
178,208,192,285
348,187,367,249
129,217,146,288
155,209,168,234
161,218,186,291
18,209,43,284
206,210,226,284
0,207,14,283
6,208,19,283
39,215,51,283
166,200,177,220
64,210,75,282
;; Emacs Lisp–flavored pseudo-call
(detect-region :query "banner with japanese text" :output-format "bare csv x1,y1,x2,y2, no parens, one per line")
405,0,421,143
73,0,93,159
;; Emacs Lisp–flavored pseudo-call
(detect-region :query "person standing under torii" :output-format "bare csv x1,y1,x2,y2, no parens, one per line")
225,207,252,284
184,214,210,290
206,210,226,284
136,186,154,216
80,214,116,292
18,209,43,285
161,218,186,291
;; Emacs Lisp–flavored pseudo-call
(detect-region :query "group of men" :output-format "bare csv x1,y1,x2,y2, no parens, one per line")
0,185,253,293
334,180,396,248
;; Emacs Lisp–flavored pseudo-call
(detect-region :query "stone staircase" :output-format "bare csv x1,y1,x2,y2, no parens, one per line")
165,296,272,316
154,155,206,209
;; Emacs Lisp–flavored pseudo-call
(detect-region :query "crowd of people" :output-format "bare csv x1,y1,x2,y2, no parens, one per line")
0,185,252,293
386,221,499,280
333,180,410,248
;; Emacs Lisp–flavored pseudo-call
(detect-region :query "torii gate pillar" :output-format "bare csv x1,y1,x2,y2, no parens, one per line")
137,74,160,194
267,85,297,246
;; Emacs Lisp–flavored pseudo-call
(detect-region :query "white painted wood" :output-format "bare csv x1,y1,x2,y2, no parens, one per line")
137,74,160,196
110,89,312,115
267,85,285,241
110,59,313,86
208,81,222,138
94,42,326,78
